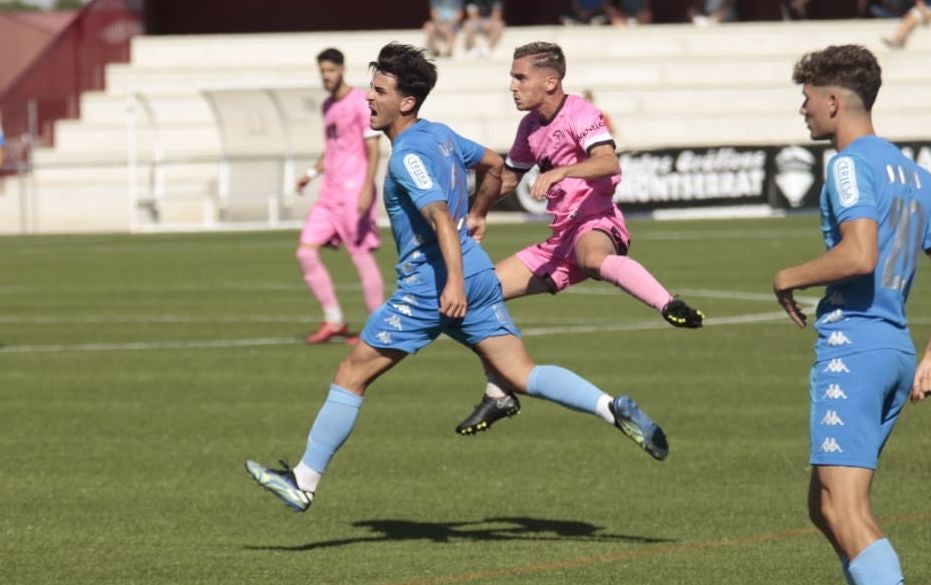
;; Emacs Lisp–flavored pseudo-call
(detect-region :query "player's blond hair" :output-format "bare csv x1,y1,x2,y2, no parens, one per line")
513,42,566,79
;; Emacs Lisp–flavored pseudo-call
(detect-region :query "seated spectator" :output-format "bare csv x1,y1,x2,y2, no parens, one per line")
463,0,505,57
562,0,608,25
882,0,931,48
424,0,464,58
690,0,736,23
604,0,652,25
463,1,503,55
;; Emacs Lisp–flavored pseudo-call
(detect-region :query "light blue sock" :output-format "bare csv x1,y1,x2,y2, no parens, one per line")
526,364,608,415
301,384,364,474
848,538,904,585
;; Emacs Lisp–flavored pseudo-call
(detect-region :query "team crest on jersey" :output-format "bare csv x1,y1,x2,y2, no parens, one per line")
403,154,434,189
550,130,564,146
833,157,860,208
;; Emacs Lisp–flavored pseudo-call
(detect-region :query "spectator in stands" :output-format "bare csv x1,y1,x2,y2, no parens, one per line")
604,0,652,25
424,0,463,58
463,0,505,57
882,0,931,48
561,0,608,25
293,48,384,344
690,0,737,24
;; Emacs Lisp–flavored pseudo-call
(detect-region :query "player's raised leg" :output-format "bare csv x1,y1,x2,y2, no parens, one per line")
574,229,704,328
473,333,669,460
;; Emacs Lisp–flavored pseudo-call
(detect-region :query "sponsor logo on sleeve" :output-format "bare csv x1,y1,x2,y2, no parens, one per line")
833,156,860,207
403,154,434,189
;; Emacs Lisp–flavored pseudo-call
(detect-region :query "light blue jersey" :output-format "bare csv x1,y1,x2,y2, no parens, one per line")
383,119,493,283
361,119,519,354
810,135,931,469
815,135,931,359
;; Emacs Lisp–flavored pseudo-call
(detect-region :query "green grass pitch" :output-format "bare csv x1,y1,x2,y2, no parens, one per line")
1,215,929,584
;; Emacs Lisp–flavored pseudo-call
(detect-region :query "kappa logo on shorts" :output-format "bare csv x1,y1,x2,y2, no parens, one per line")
820,410,845,426
820,437,844,453
492,303,509,325
376,331,392,344
401,294,417,305
823,384,848,400
833,157,860,208
820,309,844,324
393,304,413,317
384,315,403,331
403,154,434,190
826,331,852,346
823,359,850,373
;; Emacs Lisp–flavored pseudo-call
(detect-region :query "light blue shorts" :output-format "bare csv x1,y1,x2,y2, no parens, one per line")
808,349,913,469
360,268,520,354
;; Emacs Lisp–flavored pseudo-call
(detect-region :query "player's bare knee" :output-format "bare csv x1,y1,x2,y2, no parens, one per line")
333,356,369,395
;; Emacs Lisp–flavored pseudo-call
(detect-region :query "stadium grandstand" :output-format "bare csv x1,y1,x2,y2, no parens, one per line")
1,0,930,233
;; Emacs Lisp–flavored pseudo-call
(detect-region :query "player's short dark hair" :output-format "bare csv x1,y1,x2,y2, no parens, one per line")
369,43,437,113
792,45,881,110
316,47,344,65
513,42,566,80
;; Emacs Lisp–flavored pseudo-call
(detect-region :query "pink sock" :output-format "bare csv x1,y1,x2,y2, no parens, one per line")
598,255,673,311
351,252,385,313
296,246,341,319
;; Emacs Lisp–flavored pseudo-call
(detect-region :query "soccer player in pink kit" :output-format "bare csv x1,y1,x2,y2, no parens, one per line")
457,41,704,434
295,48,385,344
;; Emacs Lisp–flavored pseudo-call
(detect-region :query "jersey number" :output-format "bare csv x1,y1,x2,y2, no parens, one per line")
882,197,925,292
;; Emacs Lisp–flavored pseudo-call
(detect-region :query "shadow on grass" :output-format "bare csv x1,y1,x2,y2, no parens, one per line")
246,516,674,552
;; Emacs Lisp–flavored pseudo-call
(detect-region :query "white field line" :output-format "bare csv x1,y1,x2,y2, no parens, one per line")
0,313,786,355
0,337,302,354
0,291,817,354
0,288,810,325
0,226,817,256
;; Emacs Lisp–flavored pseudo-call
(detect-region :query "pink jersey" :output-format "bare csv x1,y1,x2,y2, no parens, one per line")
506,94,619,228
319,87,380,208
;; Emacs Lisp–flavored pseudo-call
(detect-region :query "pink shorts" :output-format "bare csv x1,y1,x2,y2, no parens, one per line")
299,200,380,255
515,208,631,293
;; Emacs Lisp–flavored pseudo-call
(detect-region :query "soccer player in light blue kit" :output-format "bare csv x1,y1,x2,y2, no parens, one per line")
244,42,668,513
774,45,931,585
